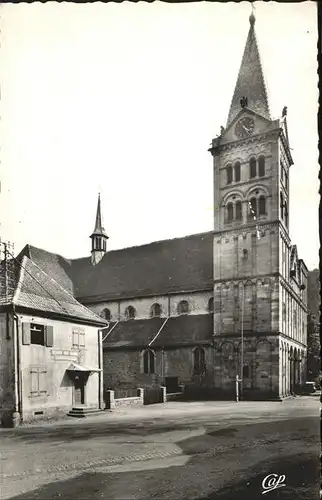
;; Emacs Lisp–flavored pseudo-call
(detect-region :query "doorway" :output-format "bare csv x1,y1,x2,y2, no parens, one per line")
74,374,85,405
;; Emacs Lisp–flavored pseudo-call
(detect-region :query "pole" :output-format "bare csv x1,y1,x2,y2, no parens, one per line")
240,282,245,401
235,374,239,402
4,242,8,302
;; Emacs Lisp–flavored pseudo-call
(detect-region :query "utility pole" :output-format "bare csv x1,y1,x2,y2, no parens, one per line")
236,282,245,402
240,282,245,401
3,242,8,303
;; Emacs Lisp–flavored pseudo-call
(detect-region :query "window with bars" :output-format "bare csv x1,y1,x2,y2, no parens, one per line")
30,367,47,397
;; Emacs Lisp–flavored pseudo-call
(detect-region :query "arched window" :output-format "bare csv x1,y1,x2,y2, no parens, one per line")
125,305,136,320
280,193,284,219
226,164,233,184
249,157,257,178
235,201,242,220
249,197,257,218
258,196,266,216
227,203,233,222
143,349,155,374
177,300,189,315
102,308,111,321
234,162,241,182
150,303,162,318
208,297,214,313
258,156,265,177
193,347,206,375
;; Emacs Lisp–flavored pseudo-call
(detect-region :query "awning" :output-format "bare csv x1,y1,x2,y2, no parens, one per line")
66,362,102,372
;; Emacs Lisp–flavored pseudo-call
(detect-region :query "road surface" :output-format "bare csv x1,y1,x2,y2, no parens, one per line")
0,396,320,499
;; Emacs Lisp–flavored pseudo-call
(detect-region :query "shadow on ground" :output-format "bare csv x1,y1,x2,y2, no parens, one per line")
199,455,320,500
6,454,319,500
5,417,320,500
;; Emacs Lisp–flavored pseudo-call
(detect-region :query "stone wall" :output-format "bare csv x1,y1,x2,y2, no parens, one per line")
87,290,213,322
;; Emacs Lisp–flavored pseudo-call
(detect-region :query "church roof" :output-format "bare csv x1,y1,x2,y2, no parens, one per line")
17,231,213,303
226,13,270,127
1,255,106,325
103,314,213,349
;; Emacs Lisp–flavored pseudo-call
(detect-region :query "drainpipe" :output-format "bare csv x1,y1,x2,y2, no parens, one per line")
97,328,103,410
12,305,21,427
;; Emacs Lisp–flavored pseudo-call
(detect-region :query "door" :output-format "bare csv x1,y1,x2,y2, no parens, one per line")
74,374,85,405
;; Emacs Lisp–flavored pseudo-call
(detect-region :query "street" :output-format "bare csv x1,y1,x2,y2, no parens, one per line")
1,396,320,500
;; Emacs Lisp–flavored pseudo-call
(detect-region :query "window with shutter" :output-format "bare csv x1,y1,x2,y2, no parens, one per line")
30,367,47,397
22,322,31,345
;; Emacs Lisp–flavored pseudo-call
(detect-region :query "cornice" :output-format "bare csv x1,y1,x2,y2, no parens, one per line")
214,219,279,238
209,129,280,156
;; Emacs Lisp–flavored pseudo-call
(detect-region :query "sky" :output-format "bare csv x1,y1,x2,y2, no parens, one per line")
0,1,319,270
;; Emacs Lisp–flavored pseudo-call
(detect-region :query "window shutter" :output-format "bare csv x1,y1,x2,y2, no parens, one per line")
38,370,47,395
45,325,54,347
72,330,78,346
30,369,38,394
22,322,31,345
79,331,85,347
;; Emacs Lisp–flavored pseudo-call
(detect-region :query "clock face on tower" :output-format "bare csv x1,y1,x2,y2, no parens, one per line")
234,117,255,138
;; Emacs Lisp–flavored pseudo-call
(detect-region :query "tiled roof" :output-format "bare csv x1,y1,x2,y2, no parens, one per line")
71,231,213,301
19,245,74,294
17,231,213,303
152,314,213,347
103,313,213,349
103,318,165,349
8,256,106,325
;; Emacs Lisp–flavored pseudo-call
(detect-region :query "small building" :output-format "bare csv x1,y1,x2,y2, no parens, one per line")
0,250,106,427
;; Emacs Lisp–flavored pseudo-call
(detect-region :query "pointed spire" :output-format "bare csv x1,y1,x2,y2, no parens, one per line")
92,193,107,237
226,10,270,127
90,193,108,265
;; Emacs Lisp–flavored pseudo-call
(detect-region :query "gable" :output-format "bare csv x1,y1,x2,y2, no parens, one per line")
220,109,274,145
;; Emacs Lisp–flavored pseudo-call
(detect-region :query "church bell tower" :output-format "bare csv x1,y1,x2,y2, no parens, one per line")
208,12,303,400
90,193,108,265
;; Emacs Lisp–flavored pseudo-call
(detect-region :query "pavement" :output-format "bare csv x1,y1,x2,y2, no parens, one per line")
0,396,320,499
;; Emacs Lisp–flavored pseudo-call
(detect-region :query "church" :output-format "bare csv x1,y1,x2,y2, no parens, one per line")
2,12,309,411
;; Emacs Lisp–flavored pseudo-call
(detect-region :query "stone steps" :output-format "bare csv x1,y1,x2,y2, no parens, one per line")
67,407,105,418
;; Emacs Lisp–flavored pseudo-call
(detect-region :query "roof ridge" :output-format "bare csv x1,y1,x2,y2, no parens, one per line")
71,230,213,262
